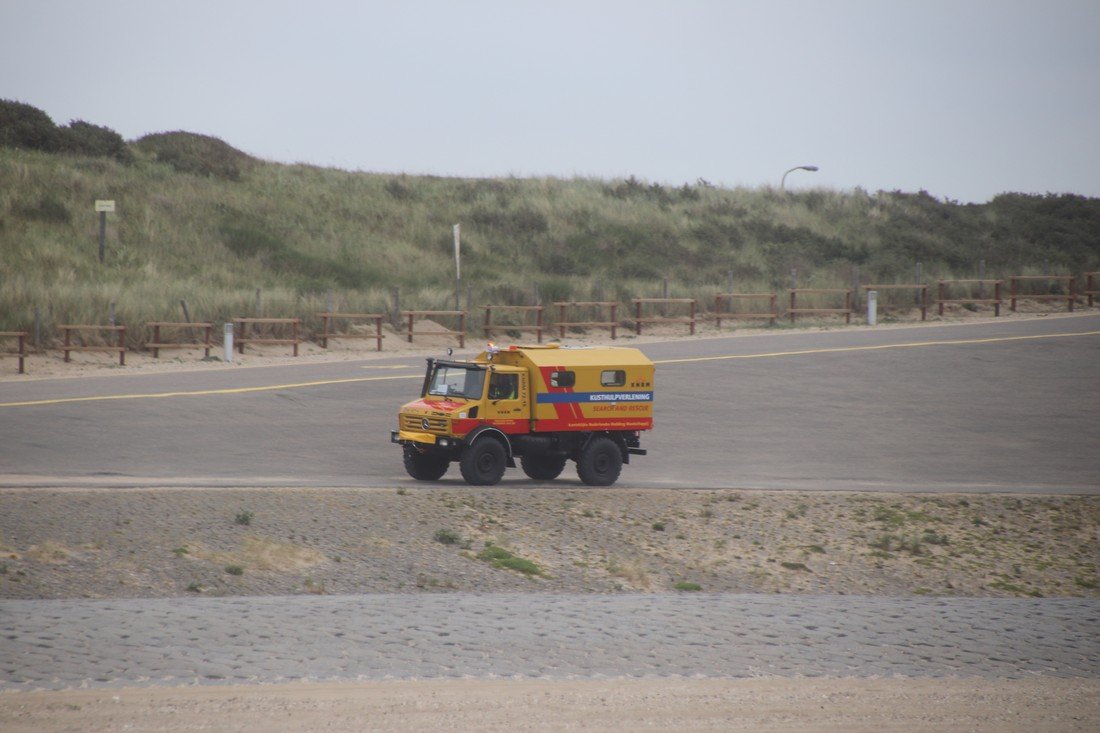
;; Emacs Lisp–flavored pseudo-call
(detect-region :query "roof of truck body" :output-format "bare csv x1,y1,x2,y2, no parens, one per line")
475,344,653,368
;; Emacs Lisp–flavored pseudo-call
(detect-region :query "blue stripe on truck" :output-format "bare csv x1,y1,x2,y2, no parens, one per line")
536,391,653,404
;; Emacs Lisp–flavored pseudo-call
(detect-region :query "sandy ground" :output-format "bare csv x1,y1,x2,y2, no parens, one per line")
1,488,1097,599
2,677,1097,732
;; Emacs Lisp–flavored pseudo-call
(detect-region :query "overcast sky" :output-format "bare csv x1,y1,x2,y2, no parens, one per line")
2,0,1098,203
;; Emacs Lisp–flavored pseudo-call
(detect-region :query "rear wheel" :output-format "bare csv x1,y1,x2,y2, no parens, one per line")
403,445,450,481
520,454,567,481
460,438,507,486
576,436,622,486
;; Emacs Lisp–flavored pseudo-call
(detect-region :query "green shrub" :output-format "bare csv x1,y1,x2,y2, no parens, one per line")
434,528,461,545
58,120,132,163
0,99,60,151
476,544,542,576
673,581,702,591
133,131,256,181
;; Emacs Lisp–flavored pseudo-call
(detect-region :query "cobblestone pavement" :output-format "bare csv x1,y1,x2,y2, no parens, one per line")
2,594,1097,691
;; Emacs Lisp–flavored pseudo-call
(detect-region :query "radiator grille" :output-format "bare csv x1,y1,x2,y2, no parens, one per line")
401,414,450,433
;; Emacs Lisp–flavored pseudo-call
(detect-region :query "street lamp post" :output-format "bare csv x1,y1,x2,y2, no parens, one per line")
780,165,819,190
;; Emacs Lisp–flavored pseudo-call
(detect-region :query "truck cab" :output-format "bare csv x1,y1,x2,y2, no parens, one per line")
391,344,654,486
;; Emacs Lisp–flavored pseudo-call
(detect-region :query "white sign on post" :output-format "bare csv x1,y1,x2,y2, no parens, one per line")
95,200,116,212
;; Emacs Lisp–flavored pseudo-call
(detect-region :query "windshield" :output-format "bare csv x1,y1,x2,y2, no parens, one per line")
427,364,485,400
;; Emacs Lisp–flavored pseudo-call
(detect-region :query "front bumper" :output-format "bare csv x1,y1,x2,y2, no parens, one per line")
391,430,460,449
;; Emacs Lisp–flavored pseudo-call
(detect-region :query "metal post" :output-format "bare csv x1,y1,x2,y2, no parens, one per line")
851,266,861,310
255,288,262,315
98,211,106,263
223,322,234,363
867,290,878,326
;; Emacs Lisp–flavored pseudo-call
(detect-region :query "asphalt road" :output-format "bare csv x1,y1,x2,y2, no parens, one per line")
2,313,1098,493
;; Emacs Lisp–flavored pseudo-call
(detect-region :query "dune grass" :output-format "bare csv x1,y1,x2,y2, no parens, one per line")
2,141,1098,347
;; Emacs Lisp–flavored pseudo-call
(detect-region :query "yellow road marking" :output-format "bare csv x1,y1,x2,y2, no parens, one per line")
4,329,1096,408
653,330,1100,365
0,374,422,408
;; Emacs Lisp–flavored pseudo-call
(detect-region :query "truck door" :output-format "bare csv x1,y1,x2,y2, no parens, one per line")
482,369,527,433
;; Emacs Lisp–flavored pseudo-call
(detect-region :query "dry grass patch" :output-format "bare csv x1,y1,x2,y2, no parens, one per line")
25,541,73,564
187,536,326,573
607,558,652,589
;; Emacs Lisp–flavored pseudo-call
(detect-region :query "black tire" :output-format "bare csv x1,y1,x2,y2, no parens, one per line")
403,445,450,481
576,436,623,486
520,454,567,481
460,437,507,486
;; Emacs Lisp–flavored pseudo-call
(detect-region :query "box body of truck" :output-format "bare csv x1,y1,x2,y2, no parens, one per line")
391,344,654,486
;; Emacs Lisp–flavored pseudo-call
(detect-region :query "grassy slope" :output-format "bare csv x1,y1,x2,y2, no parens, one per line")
2,145,1099,343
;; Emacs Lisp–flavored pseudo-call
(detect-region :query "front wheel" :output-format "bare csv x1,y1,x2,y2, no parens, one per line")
460,438,507,486
576,436,623,486
520,454,567,481
403,445,449,481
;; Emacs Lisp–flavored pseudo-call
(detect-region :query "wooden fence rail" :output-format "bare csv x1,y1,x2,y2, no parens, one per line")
233,318,301,356
1087,272,1100,308
0,331,27,374
402,310,466,347
936,280,1003,317
553,301,619,340
318,313,385,350
788,289,852,324
61,324,127,365
482,305,544,344
145,322,213,358
713,293,777,327
632,298,697,335
1008,276,1076,312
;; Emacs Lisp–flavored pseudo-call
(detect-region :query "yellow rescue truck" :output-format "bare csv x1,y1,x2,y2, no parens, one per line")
391,343,654,486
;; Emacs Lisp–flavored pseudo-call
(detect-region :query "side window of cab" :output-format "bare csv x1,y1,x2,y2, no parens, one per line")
488,372,519,400
550,370,575,388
